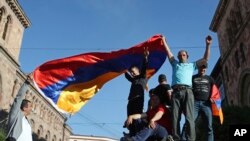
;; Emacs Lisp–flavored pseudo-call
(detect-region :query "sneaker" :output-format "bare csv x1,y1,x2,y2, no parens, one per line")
167,135,174,141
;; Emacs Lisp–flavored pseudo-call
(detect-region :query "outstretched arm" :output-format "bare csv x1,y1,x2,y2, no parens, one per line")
8,74,32,128
162,36,174,62
196,35,212,67
125,71,133,82
125,113,147,127
140,47,149,78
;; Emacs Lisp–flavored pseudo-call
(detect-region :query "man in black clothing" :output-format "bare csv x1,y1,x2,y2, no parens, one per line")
182,63,215,141
125,48,149,136
192,63,214,141
153,74,172,107
125,48,149,116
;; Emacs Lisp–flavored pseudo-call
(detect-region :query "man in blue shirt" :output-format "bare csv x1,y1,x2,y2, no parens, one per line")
162,35,212,141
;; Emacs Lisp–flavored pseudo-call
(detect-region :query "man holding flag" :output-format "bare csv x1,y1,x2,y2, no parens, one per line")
124,47,149,136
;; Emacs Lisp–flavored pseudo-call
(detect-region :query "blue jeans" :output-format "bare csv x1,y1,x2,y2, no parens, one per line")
194,100,214,141
182,100,214,141
131,123,168,141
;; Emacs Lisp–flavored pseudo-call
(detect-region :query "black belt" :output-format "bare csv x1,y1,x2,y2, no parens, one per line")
172,85,191,91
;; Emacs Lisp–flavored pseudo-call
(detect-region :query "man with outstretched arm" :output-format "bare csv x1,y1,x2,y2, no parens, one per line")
6,75,33,141
162,35,212,141
124,47,149,136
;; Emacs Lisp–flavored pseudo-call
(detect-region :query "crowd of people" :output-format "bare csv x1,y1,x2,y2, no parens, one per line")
121,35,214,141
5,35,214,141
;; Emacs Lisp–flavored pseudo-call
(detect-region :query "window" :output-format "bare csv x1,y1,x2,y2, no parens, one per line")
235,1,243,27
38,125,43,138
45,131,50,141
240,43,246,62
2,15,11,40
226,28,233,44
52,135,56,141
234,50,240,68
30,119,35,129
0,7,4,23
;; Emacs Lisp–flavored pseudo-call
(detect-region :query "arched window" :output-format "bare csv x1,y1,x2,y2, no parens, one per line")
0,7,5,23
2,15,11,40
45,131,50,141
11,79,19,97
30,119,35,129
240,43,246,62
52,135,56,141
38,125,43,138
234,50,240,68
235,1,243,27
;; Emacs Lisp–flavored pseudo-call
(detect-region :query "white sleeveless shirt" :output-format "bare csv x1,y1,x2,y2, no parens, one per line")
17,116,33,141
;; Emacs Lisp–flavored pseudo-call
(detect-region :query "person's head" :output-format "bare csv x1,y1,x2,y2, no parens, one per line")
20,99,32,116
129,65,140,77
198,63,208,76
149,88,154,97
150,94,160,108
158,74,167,83
177,50,189,63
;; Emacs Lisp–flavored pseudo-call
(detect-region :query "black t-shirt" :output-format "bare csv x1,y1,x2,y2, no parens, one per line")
154,84,171,106
192,74,214,101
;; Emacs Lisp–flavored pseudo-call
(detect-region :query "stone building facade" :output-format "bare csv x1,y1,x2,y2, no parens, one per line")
0,0,72,141
210,0,250,106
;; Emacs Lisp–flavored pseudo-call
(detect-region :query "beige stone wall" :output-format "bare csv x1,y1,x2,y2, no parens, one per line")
0,47,71,141
0,0,25,62
0,1,72,141
0,47,19,111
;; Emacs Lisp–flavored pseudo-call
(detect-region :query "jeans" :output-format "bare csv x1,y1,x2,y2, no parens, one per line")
172,88,195,141
128,119,146,136
194,100,214,141
182,100,214,141
131,123,168,141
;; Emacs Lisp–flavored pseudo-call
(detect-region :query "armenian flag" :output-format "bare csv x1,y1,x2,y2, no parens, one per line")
33,34,167,114
211,84,224,124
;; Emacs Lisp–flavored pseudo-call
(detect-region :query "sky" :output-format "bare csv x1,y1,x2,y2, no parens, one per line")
18,0,220,139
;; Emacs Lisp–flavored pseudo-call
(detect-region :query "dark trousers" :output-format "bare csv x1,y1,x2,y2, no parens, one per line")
172,88,195,141
127,97,144,116
127,97,144,136
131,122,168,141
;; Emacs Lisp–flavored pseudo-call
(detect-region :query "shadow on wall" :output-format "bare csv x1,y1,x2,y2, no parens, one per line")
32,133,47,141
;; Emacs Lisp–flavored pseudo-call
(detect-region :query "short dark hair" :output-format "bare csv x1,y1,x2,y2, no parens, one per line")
20,99,31,110
158,74,167,83
178,50,189,59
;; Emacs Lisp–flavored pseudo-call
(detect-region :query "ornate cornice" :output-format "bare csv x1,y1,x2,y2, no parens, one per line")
209,0,229,32
5,0,31,28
